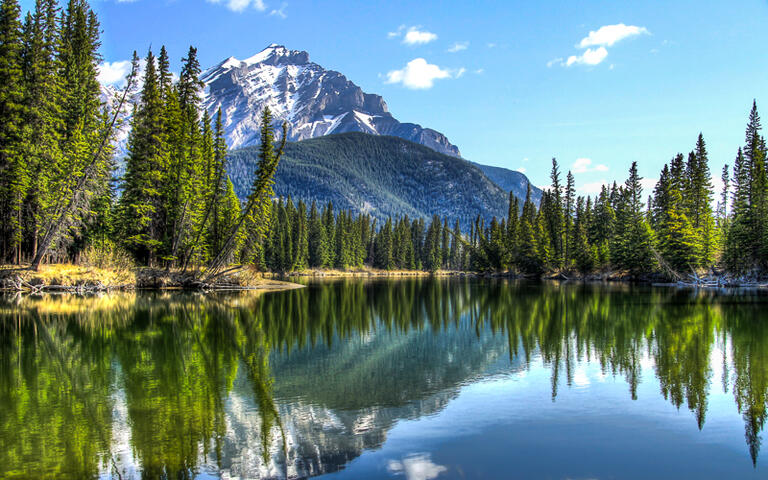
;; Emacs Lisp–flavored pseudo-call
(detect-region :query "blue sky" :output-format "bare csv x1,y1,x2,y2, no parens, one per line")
20,0,768,193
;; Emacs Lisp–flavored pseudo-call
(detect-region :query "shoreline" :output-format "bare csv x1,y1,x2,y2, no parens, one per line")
2,264,764,294
0,264,304,294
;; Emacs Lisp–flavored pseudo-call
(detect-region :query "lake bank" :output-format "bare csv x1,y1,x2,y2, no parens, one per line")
0,264,303,293
2,263,760,294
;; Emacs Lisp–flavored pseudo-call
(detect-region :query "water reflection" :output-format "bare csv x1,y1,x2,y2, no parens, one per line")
0,280,767,478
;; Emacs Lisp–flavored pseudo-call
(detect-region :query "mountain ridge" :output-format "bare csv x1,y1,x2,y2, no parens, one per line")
200,44,461,156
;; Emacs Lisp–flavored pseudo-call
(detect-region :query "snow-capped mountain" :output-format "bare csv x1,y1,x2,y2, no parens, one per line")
200,44,460,156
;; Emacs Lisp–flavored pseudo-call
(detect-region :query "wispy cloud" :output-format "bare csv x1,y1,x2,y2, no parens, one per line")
447,41,468,53
269,2,287,18
551,23,649,68
546,57,563,68
571,157,609,174
206,0,266,13
388,25,438,45
385,58,455,89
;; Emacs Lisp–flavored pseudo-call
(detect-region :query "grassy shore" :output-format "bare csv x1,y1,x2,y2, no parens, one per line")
0,264,302,293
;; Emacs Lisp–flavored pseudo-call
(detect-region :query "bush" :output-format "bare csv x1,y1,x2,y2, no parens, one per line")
81,242,135,272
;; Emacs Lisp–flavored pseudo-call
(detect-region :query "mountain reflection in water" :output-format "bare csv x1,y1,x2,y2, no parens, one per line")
1,279,767,479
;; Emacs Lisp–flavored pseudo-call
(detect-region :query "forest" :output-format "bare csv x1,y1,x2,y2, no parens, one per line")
0,0,282,277
0,0,766,279
262,112,766,278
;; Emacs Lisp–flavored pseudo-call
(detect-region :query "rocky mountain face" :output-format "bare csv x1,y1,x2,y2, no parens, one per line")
200,44,461,156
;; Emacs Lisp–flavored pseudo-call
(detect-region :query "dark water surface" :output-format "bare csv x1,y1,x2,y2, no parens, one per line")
1,279,768,479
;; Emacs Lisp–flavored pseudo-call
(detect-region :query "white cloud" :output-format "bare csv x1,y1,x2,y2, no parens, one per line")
388,25,406,38
269,2,286,18
388,25,438,45
517,167,527,174
387,454,447,480
403,27,437,45
97,60,133,86
455,67,466,78
572,157,609,174
447,41,468,53
474,68,484,74
206,0,266,12
566,47,608,67
578,23,649,48
546,57,564,68
385,58,452,89
555,23,648,68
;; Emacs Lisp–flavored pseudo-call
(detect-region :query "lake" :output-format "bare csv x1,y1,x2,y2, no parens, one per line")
1,278,767,479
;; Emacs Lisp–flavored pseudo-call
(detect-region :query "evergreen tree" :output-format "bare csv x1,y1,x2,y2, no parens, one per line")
0,0,26,262
424,215,443,272
307,200,327,268
117,49,165,265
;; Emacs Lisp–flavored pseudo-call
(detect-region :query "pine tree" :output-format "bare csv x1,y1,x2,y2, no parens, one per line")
726,148,752,272
117,49,166,265
307,200,326,268
545,158,565,268
0,0,26,262
564,170,575,267
506,192,519,268
424,215,443,272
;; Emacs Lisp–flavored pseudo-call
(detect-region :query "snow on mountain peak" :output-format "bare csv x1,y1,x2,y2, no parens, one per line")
111,44,461,157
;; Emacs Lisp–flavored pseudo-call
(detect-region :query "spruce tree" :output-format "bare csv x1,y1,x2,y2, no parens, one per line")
0,0,26,262
117,49,166,265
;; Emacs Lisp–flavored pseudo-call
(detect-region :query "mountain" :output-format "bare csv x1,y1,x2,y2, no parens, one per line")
104,44,542,220
227,132,518,227
200,44,461,156
473,162,543,205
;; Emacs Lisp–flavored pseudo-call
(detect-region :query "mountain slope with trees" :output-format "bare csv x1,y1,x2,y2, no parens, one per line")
227,132,536,229
472,162,543,206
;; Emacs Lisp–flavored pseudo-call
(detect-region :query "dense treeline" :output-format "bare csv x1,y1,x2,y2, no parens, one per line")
0,0,110,266
0,0,281,273
262,197,466,272
472,103,766,278
263,104,767,278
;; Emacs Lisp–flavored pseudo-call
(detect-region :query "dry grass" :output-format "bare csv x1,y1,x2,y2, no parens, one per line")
0,263,136,287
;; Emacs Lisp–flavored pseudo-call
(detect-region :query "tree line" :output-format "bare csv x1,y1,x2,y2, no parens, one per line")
262,197,467,272
261,102,767,278
0,0,282,274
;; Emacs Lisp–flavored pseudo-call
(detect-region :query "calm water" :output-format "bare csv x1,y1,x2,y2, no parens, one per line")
1,279,768,479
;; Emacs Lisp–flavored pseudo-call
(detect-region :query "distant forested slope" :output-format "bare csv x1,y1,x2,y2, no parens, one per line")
227,132,537,227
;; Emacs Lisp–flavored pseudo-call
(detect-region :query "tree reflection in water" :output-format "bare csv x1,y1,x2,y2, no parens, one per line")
0,279,767,478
